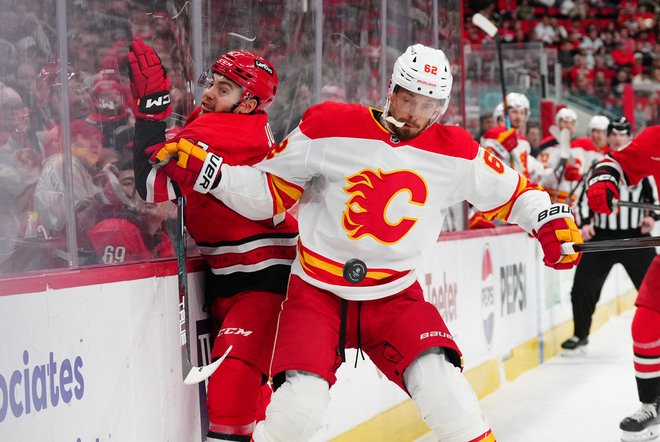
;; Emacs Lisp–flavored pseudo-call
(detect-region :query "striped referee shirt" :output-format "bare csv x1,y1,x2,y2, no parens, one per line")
577,176,660,231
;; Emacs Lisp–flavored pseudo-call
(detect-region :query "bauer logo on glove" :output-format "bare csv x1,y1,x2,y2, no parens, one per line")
536,203,572,223
533,203,583,270
150,137,224,193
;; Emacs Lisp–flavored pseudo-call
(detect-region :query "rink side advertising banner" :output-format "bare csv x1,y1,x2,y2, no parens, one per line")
417,230,633,370
417,231,543,369
0,231,635,441
0,273,208,442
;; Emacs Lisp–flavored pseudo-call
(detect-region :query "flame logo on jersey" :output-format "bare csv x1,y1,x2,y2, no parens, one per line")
342,169,428,244
266,138,288,159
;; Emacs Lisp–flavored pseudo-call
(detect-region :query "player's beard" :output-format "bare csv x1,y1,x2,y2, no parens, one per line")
389,116,423,140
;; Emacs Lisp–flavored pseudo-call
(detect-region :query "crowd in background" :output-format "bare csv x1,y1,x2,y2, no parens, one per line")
0,0,185,273
465,0,660,129
0,0,658,274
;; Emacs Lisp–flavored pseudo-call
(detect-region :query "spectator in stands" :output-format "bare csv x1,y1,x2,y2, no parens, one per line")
517,0,535,21
579,25,603,69
34,120,107,235
558,41,576,74
86,179,174,264
611,68,632,96
593,71,612,102
0,83,41,269
477,113,496,141
534,16,560,46
525,120,542,157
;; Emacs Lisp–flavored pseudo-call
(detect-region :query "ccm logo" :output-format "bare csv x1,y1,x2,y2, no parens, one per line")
537,204,571,222
145,94,170,109
218,327,253,337
199,154,221,190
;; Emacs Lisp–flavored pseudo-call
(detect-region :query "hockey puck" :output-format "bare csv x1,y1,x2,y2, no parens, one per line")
343,259,367,284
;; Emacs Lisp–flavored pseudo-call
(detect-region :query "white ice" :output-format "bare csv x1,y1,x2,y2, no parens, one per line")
477,309,638,442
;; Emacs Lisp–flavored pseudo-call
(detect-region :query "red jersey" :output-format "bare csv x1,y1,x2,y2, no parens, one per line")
88,218,173,263
602,126,660,312
139,109,299,298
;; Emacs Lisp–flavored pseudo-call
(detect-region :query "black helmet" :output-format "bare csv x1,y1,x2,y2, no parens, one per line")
607,117,631,136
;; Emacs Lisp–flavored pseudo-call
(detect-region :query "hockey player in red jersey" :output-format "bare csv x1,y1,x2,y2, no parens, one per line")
157,44,583,442
587,125,660,442
127,38,298,442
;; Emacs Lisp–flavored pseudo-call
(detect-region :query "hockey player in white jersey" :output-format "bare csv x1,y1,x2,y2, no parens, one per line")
156,44,583,442
537,107,585,204
479,92,559,199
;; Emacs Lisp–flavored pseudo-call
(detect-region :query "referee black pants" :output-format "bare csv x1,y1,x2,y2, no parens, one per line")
569,229,657,339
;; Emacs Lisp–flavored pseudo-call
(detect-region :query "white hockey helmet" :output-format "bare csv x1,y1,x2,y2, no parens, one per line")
555,107,578,126
506,92,530,113
386,44,453,125
589,115,610,131
492,102,504,120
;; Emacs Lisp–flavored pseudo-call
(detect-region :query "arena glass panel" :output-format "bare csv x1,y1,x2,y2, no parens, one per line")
464,42,546,141
0,0,466,279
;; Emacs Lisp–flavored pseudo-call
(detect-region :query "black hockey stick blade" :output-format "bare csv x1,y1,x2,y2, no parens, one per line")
615,200,660,212
561,236,660,254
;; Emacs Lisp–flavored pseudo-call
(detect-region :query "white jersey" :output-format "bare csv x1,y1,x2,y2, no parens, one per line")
480,125,557,190
537,137,587,205
213,102,553,301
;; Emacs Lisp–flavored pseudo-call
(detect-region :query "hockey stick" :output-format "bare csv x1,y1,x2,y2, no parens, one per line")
472,13,516,167
176,196,230,384
548,125,572,203
472,13,510,130
614,200,660,212
561,236,660,254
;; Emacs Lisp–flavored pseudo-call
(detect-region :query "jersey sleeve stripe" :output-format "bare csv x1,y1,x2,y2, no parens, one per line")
482,175,544,221
267,175,304,214
144,167,178,203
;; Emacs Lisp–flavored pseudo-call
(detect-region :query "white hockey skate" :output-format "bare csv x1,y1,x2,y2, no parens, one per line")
620,401,660,442
560,336,588,356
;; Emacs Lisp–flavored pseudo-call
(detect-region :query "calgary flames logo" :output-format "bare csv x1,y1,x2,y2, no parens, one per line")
342,169,428,244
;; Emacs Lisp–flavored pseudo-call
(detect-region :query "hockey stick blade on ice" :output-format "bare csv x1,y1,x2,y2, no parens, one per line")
561,236,660,254
176,196,225,384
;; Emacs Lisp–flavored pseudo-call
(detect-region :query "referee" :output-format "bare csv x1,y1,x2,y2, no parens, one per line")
562,117,659,353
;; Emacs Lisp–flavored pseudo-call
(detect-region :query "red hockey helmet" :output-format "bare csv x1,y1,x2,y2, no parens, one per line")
210,50,278,111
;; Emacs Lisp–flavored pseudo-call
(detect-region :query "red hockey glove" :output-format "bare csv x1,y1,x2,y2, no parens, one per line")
161,138,223,193
563,162,582,182
496,127,518,152
586,167,620,215
532,204,583,270
127,38,172,121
